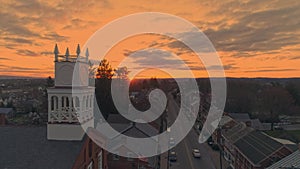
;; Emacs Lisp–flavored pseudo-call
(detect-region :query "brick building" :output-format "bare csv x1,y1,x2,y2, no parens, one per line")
105,114,159,169
231,130,297,169
0,107,13,125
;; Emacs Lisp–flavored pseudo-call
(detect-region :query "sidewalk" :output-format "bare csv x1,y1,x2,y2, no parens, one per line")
193,127,230,169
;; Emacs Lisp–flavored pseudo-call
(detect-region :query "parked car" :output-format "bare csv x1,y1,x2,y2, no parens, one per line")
207,137,214,146
211,144,220,151
169,151,177,162
192,149,201,158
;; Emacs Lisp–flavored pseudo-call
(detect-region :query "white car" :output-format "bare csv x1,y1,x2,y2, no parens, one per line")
192,149,201,158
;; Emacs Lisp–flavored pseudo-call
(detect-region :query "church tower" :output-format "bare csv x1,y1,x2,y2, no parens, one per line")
47,44,94,140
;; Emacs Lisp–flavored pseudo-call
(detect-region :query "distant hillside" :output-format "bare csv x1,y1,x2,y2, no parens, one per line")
0,75,43,79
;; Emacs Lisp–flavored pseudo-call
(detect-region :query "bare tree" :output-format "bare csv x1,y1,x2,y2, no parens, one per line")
114,66,130,80
257,86,294,130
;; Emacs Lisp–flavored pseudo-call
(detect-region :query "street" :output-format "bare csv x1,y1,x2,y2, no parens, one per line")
166,93,217,169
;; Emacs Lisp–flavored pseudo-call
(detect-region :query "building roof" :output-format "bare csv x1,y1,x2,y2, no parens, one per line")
107,114,131,124
228,113,251,122
0,126,84,169
266,150,300,169
107,114,159,138
234,131,284,165
109,122,159,138
219,115,234,127
222,122,254,143
267,134,296,145
0,108,13,114
250,119,263,130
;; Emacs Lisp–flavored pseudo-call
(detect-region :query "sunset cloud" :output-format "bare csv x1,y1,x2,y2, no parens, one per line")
0,0,299,78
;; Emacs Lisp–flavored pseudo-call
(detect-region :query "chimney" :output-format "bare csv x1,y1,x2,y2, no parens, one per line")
0,114,6,125
0,108,12,126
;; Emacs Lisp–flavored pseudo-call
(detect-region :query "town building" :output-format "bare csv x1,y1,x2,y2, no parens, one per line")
233,131,297,169
266,149,300,169
222,122,254,168
0,107,13,125
105,114,160,169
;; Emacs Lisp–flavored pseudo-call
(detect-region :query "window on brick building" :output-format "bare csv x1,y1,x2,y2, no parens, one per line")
88,140,93,157
87,161,93,169
98,151,103,169
113,153,120,160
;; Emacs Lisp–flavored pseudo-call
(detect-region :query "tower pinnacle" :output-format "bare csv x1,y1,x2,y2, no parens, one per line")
76,44,81,57
65,47,70,61
54,44,59,61
85,48,89,62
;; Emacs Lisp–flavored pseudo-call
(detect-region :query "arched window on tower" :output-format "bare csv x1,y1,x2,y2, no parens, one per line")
86,95,89,109
61,96,70,108
74,97,80,108
90,95,92,108
51,96,58,111
66,97,69,107
83,96,86,111
51,97,54,111
62,96,65,108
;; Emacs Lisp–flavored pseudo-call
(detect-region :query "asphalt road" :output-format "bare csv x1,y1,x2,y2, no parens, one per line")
166,93,217,169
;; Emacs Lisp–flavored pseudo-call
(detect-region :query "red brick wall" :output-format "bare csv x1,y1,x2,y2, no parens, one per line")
0,114,6,125
107,153,153,169
72,136,108,169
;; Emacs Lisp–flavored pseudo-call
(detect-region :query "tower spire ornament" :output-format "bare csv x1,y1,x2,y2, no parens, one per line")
85,48,89,62
76,44,81,57
65,47,70,61
54,44,59,62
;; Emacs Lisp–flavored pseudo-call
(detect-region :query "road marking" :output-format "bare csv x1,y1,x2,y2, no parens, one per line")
183,138,196,169
170,93,195,169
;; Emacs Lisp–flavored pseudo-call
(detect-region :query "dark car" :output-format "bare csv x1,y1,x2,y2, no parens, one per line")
211,144,220,151
169,151,177,162
207,137,214,146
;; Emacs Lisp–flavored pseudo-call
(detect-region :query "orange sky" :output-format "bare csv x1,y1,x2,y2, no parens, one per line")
0,0,300,78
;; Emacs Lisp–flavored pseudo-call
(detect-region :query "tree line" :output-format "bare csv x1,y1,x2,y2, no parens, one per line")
197,78,300,129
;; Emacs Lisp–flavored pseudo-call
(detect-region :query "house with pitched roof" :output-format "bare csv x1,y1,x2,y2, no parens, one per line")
105,114,160,169
266,149,300,169
233,131,297,169
222,122,254,168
